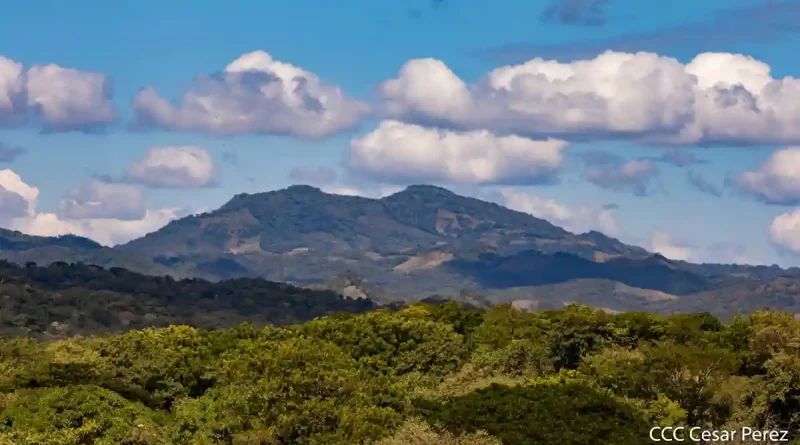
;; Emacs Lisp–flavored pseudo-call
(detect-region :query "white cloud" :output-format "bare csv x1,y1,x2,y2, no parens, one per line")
498,188,621,235
347,120,567,185
0,187,28,221
379,51,800,145
132,50,368,139
125,146,219,188
324,186,365,197
768,209,800,253
0,57,25,123
323,185,403,198
0,169,38,216
57,180,148,221
26,64,115,130
0,55,115,130
736,147,800,205
650,231,697,261
18,208,184,247
0,169,186,246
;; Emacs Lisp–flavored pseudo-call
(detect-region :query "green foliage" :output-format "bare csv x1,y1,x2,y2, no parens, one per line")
2,304,800,444
580,341,738,426
374,418,502,445
416,381,652,445
296,306,469,377
0,261,375,337
0,385,169,445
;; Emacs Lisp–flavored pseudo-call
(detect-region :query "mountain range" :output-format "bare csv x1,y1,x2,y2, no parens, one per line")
2,184,799,319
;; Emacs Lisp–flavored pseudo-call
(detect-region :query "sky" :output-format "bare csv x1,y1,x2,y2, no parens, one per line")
2,0,800,266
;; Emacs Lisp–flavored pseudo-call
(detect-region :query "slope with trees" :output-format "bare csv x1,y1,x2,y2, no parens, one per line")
2,303,799,444
0,260,374,338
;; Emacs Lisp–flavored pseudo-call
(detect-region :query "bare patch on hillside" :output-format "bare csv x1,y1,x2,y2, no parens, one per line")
613,282,677,301
394,251,454,272
342,285,368,300
363,251,383,261
284,247,310,256
593,251,621,262
435,209,461,234
228,237,265,255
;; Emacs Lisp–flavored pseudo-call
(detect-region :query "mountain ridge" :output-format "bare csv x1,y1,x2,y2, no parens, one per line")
2,184,799,317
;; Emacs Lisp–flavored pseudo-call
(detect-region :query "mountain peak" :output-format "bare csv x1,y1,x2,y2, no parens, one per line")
385,184,457,200
405,184,454,193
283,184,324,194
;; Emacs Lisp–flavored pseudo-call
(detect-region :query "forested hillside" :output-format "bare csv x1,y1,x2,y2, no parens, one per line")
0,261,374,338
5,186,800,318
2,303,799,444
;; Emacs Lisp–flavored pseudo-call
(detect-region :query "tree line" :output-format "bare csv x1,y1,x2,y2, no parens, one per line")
0,260,375,338
2,301,799,444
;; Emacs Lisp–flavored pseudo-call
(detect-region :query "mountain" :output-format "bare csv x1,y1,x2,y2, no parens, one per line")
0,228,170,276
2,184,800,318
0,228,102,251
116,185,650,288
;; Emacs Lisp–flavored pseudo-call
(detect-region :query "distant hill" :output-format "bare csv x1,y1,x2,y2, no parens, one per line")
0,228,102,251
0,228,170,276
0,260,375,338
2,185,800,318
113,185,652,290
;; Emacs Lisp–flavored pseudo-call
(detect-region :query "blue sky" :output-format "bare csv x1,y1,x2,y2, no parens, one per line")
1,0,800,266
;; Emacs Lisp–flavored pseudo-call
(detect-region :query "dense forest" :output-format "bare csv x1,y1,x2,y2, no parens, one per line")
0,261,375,338
2,301,800,444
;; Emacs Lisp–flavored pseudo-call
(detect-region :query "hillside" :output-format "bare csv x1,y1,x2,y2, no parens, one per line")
2,304,799,444
2,185,800,317
116,185,650,283
0,228,171,277
0,260,374,338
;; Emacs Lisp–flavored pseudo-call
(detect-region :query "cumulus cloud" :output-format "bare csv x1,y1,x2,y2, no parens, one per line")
0,185,31,222
580,152,658,196
289,166,337,186
0,57,26,124
0,55,116,131
19,208,185,247
379,51,800,145
498,187,621,235
687,170,721,197
57,180,148,221
347,120,567,185
125,146,219,188
0,169,38,217
768,209,800,253
0,169,186,246
735,147,800,205
650,231,697,261
323,185,404,198
0,169,39,226
132,50,368,139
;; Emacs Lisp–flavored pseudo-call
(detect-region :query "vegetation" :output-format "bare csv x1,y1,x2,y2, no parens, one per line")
4,186,800,318
2,301,800,444
0,261,374,338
